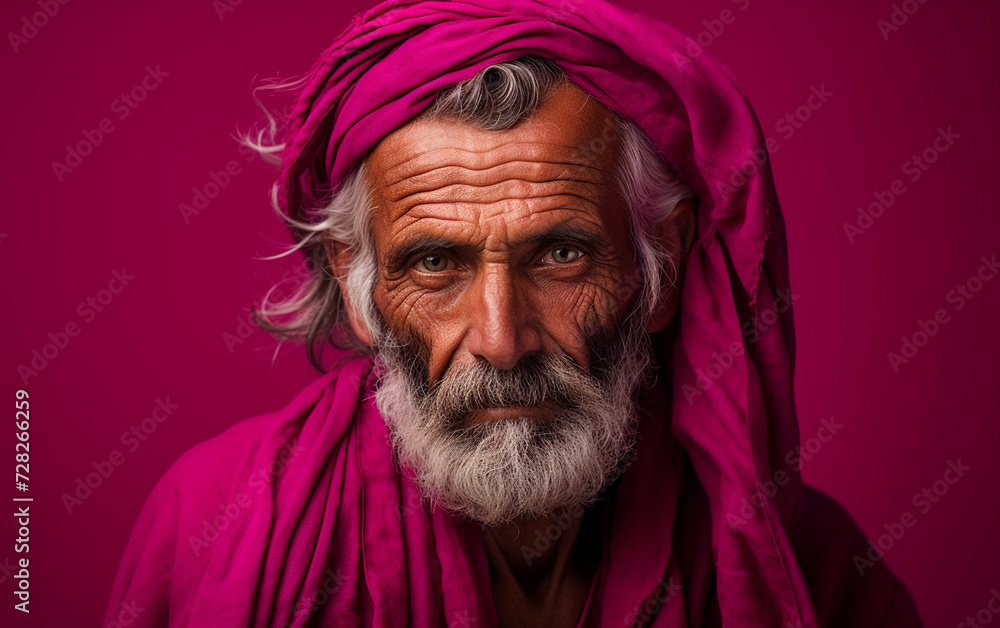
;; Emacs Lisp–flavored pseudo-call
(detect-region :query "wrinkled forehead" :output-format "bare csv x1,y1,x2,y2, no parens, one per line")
363,83,624,197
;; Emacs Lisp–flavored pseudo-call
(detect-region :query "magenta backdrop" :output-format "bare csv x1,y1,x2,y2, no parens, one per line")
1,0,997,625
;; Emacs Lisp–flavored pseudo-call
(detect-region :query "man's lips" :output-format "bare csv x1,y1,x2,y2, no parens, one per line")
468,401,560,424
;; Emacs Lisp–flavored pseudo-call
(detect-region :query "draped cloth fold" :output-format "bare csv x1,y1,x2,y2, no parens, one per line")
106,0,922,625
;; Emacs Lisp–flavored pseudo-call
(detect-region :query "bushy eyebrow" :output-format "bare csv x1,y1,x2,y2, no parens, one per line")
384,235,458,273
517,223,609,251
383,223,612,274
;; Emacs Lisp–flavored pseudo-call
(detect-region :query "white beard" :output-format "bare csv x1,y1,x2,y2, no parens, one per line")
372,316,652,526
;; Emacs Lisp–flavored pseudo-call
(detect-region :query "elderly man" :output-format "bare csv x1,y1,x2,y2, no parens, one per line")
106,0,921,626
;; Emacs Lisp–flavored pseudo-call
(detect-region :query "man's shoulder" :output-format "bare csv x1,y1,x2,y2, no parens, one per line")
794,486,923,627
106,363,369,624
158,366,352,503
137,404,297,555
163,410,279,494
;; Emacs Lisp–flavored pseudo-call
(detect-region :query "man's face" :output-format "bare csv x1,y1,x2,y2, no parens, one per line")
364,84,639,392
344,84,657,524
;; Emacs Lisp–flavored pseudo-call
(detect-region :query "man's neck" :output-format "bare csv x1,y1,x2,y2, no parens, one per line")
480,505,598,628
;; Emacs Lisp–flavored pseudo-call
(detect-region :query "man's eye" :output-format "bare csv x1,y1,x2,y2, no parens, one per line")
542,245,583,264
417,254,453,272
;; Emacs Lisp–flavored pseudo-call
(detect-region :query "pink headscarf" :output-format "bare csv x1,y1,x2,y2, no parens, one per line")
106,0,918,626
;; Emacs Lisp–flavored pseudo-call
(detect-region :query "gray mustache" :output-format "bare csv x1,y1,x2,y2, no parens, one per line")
422,354,596,418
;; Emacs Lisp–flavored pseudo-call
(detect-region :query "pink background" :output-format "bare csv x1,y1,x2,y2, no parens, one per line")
2,0,998,625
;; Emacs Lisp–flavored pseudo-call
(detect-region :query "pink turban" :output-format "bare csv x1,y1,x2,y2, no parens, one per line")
106,0,920,626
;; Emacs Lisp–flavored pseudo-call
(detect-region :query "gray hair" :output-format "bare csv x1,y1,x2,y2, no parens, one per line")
243,56,694,370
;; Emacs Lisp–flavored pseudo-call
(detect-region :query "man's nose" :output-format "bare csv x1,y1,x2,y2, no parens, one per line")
464,264,542,370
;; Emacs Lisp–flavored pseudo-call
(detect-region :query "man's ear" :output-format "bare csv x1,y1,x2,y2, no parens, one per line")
645,198,697,334
323,236,373,347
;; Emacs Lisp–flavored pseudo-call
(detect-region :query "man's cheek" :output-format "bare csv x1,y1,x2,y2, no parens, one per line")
377,282,466,377
377,276,423,313
376,280,450,334
386,281,463,323
558,272,623,318
542,279,622,359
